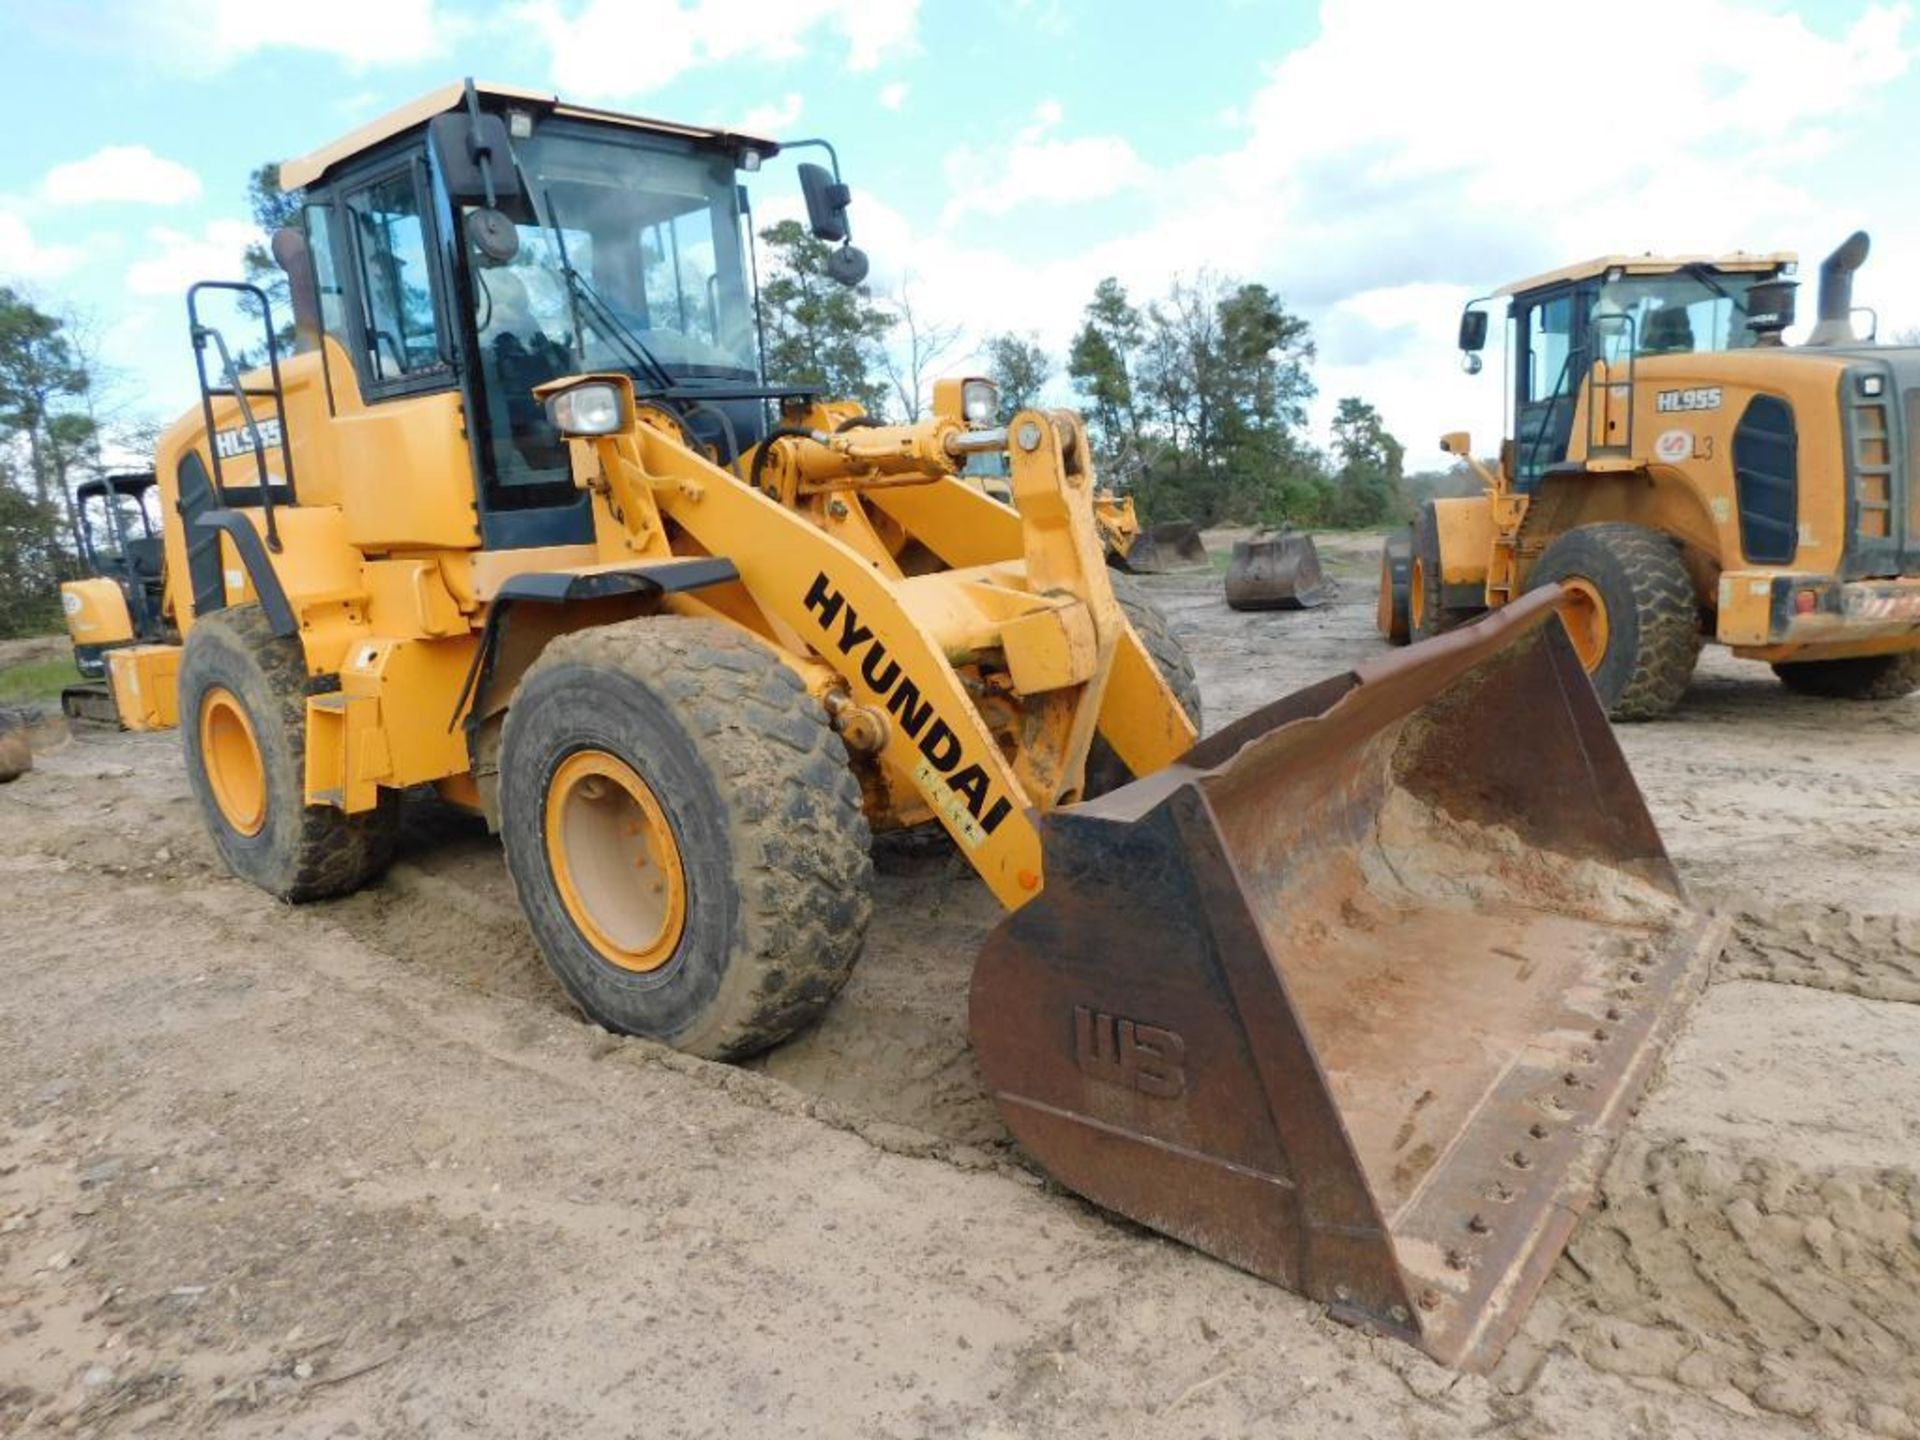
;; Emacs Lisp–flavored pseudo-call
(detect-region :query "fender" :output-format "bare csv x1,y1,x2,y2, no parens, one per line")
194,510,297,637
454,557,742,732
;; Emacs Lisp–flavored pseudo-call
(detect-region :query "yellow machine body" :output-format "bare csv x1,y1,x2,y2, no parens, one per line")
138,333,1193,908
1411,247,1920,668
60,578,135,648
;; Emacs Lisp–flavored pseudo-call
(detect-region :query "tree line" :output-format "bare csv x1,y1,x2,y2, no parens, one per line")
0,291,119,637
757,225,1410,530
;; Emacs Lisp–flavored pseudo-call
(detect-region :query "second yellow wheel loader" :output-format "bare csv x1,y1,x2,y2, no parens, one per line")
106,81,1721,1370
1381,236,1920,717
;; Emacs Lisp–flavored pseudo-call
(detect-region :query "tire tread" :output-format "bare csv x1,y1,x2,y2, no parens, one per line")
506,616,874,1059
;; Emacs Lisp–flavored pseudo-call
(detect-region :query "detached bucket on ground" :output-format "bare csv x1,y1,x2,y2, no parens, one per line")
1123,521,1212,574
970,588,1722,1370
1225,530,1335,610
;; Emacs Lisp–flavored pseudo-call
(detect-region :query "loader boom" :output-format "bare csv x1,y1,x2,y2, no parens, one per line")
554,379,1196,905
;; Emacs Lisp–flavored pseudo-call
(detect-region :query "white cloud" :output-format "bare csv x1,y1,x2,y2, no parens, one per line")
739,92,804,135
44,147,203,207
0,211,84,280
878,81,909,112
523,0,919,99
942,101,1152,223
896,0,1919,459
126,220,257,298
82,0,443,70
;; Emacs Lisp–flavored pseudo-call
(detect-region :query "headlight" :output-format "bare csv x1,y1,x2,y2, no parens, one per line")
545,382,628,436
962,379,1000,426
1858,372,1886,398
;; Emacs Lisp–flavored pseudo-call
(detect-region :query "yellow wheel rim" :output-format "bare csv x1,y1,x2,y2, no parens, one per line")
545,750,687,974
1410,556,1428,631
1557,577,1612,673
199,686,267,837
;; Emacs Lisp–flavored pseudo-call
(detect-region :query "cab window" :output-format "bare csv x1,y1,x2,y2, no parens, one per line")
1525,295,1577,401
345,168,446,382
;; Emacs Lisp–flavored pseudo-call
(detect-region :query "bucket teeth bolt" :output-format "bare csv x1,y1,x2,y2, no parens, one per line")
1467,1214,1491,1234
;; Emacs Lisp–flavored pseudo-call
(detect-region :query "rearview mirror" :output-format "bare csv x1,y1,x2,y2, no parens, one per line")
429,112,521,206
799,162,852,243
1458,308,1489,353
826,245,869,287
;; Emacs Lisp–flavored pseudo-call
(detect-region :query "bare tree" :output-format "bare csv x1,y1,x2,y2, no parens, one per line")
879,279,964,423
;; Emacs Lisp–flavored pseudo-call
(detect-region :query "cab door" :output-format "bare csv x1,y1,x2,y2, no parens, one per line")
1512,286,1584,490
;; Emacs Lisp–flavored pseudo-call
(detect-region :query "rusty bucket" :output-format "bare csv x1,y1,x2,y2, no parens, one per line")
1225,529,1334,610
1122,520,1212,574
970,588,1721,1370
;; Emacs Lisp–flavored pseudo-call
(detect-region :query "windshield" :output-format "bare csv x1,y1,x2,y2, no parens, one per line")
467,126,757,383
1593,272,1771,362
463,123,759,495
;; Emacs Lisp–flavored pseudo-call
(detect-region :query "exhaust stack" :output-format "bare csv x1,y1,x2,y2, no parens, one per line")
1804,230,1870,347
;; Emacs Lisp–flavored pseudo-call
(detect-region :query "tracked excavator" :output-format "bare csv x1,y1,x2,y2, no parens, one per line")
102,81,1720,1369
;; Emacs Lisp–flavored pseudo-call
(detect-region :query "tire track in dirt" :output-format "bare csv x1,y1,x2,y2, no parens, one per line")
1529,1137,1920,1436
1720,905,1920,1004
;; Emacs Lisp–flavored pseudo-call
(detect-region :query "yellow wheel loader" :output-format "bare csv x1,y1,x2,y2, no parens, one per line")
1381,235,1920,718
109,80,1721,1370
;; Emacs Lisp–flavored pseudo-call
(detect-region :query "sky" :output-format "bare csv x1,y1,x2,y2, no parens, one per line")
2,0,1917,472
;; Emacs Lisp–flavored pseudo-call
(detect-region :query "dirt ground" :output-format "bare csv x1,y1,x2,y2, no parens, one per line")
3,532,1918,1439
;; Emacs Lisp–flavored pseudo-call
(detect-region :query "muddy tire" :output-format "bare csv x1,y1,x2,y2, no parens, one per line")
498,616,873,1060
1379,527,1413,645
1524,523,1700,721
1773,649,1920,700
1410,501,1481,641
178,606,398,900
1084,572,1203,798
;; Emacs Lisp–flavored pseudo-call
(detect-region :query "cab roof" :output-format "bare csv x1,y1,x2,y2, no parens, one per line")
75,472,156,501
1493,251,1797,298
280,80,780,191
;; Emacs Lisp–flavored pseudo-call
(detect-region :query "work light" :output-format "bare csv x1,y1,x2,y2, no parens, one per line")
545,382,628,437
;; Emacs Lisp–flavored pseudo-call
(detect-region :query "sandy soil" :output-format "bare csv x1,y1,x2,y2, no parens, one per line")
2,533,1917,1439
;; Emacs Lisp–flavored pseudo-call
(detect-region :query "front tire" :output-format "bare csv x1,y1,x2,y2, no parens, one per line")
1379,527,1413,644
1524,523,1700,721
498,616,873,1060
1410,501,1482,641
1773,650,1920,700
178,606,398,900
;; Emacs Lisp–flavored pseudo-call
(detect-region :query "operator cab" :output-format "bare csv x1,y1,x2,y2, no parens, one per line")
276,81,866,550
74,473,167,630
1455,252,1797,488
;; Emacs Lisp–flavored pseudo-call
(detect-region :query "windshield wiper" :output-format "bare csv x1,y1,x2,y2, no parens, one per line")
537,186,678,394
1680,262,1749,317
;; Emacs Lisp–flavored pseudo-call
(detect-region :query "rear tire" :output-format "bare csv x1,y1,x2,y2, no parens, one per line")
178,606,398,900
1084,573,1203,798
1524,523,1700,721
1772,650,1920,700
498,616,873,1060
